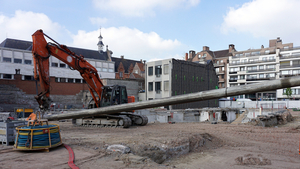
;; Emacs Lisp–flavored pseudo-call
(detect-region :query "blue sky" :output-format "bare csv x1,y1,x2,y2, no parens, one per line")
0,0,299,61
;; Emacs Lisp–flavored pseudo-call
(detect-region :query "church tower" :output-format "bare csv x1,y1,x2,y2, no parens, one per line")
97,28,104,53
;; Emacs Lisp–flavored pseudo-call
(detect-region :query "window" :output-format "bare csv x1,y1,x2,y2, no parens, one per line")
245,53,250,56
262,57,267,61
14,58,22,64
109,68,114,72
220,60,223,63
241,59,247,63
24,60,32,65
24,75,34,81
163,64,169,74
247,74,257,79
221,74,224,79
230,67,238,72
134,70,138,74
164,81,169,91
55,78,59,82
75,79,81,83
148,82,153,91
68,79,74,83
230,76,238,80
60,63,66,68
259,65,264,70
155,65,162,76
269,56,275,60
240,67,245,71
60,78,66,82
3,57,11,62
3,74,12,79
247,66,257,70
281,70,289,75
203,53,207,58
267,65,275,69
155,82,161,91
265,50,270,54
266,73,275,78
119,72,123,78
221,83,225,87
293,70,299,75
215,68,219,73
52,62,58,67
240,75,245,79
102,68,107,72
259,74,264,78
221,67,225,71
251,51,260,55
148,67,153,76
292,60,300,66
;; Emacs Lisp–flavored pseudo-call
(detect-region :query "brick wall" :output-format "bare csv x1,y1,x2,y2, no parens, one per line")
0,74,89,95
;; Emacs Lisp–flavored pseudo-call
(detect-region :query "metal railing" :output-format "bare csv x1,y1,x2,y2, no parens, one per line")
232,50,276,59
280,53,300,59
229,59,276,66
247,68,276,73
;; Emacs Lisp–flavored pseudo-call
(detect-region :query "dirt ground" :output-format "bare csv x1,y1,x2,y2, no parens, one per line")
1,110,300,169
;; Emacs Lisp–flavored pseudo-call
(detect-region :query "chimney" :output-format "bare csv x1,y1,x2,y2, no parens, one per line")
261,45,264,49
140,59,143,62
203,46,209,51
229,44,235,53
189,50,195,59
121,55,124,59
185,53,188,61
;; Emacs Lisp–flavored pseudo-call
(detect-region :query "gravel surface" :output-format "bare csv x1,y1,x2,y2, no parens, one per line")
1,110,300,169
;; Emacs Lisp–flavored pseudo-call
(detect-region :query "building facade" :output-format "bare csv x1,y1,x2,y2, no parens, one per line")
228,37,300,100
146,58,219,109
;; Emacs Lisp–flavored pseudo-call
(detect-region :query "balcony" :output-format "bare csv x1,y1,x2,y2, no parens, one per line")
232,50,276,59
229,59,276,66
229,79,238,82
280,73,300,78
280,64,300,69
280,46,300,52
229,71,237,74
214,62,225,67
280,53,300,59
246,77,276,81
247,68,276,73
216,70,225,74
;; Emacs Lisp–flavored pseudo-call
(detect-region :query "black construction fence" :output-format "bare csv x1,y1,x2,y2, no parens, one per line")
171,59,219,109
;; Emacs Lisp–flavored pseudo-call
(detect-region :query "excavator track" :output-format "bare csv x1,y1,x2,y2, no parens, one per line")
122,113,148,126
74,115,132,128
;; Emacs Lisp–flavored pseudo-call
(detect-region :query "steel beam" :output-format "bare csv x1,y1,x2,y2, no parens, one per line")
46,76,300,121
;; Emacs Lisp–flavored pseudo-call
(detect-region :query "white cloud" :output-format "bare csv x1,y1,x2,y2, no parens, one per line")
0,10,184,62
92,0,200,17
71,27,183,61
89,17,108,25
221,0,300,44
0,10,70,43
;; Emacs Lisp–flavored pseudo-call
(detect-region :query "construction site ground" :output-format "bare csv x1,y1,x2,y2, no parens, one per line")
1,110,300,169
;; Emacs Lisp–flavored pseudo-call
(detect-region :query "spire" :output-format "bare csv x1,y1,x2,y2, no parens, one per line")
97,27,104,53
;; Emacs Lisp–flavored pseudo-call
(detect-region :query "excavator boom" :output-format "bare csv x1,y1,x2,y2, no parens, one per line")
32,29,104,110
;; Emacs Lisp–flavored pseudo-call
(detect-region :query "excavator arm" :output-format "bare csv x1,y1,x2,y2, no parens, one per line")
32,29,104,110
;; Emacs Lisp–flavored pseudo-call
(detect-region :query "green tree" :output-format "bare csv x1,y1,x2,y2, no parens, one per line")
285,88,292,108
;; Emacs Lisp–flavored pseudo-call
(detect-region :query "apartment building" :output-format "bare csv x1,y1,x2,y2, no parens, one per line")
228,37,300,100
187,45,236,89
146,58,218,109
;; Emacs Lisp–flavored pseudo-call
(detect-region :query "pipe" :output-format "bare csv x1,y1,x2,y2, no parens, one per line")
46,76,300,121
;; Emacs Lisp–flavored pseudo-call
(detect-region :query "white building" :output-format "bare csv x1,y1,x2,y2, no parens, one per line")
228,37,300,100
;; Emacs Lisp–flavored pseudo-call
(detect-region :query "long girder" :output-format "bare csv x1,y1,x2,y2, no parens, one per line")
46,76,300,121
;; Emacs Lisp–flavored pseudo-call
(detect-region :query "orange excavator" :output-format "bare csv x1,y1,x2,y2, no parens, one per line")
31,29,147,128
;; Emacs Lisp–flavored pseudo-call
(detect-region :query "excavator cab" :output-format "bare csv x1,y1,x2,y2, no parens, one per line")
100,85,128,107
